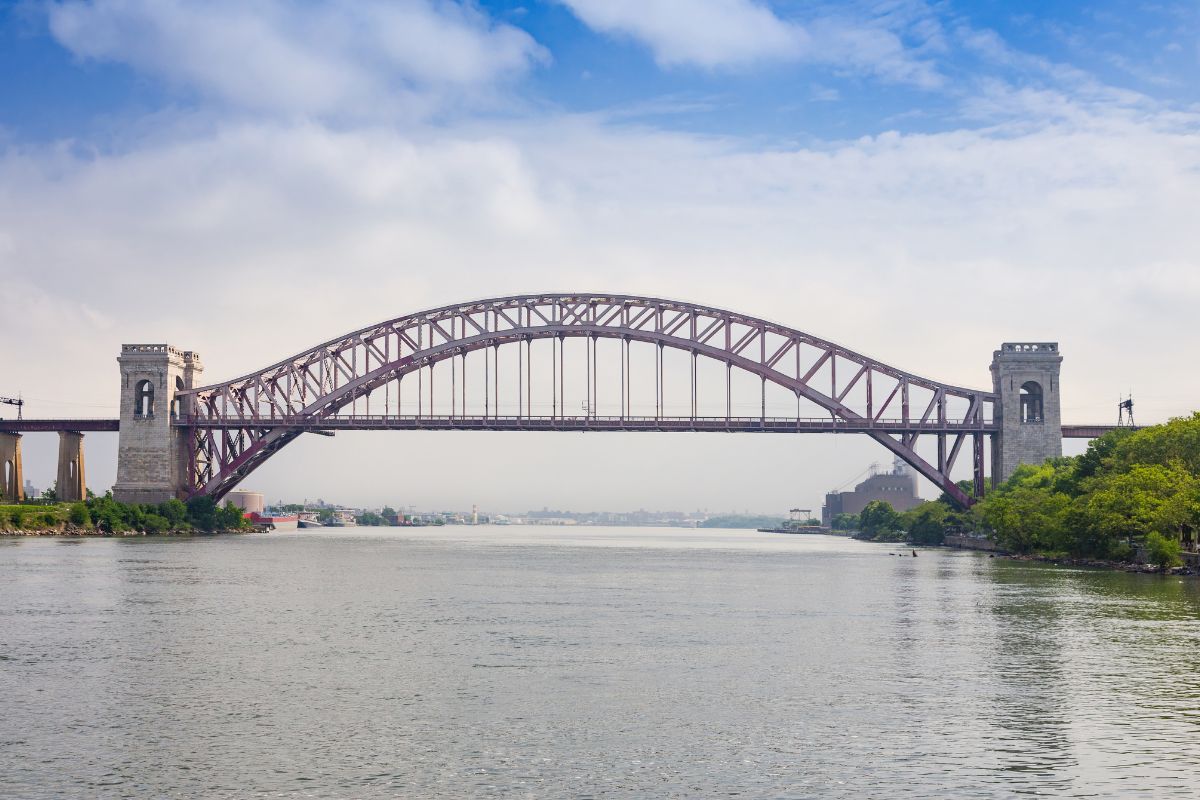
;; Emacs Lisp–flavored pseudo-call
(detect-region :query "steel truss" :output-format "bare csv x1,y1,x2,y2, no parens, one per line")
179,294,997,506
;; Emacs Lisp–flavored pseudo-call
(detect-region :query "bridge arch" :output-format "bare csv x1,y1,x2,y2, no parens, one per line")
178,294,997,506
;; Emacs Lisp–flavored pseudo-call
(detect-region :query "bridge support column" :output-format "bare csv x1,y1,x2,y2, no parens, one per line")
991,343,1063,483
0,432,24,503
56,431,87,502
113,344,203,504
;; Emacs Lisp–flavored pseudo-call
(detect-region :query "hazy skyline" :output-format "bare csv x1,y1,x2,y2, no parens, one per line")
3,1,1198,511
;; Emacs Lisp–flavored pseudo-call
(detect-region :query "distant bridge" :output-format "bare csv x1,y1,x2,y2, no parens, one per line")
0,294,1124,508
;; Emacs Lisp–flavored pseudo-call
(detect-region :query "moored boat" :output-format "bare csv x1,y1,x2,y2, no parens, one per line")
248,512,299,530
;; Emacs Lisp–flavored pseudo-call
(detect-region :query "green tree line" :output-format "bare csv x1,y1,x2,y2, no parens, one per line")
847,494,972,546
835,413,1200,568
2,493,249,534
973,415,1200,567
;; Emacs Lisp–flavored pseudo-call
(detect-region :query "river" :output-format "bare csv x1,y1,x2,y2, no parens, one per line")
2,527,1198,798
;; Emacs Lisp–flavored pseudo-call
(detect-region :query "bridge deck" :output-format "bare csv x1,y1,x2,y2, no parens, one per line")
1061,425,1128,438
0,417,1126,437
0,419,120,432
177,415,998,434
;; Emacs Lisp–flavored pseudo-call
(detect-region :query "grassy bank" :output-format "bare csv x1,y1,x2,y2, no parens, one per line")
1,494,250,535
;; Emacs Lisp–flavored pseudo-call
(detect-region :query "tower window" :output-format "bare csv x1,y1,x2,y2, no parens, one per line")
134,380,155,417
1020,381,1043,423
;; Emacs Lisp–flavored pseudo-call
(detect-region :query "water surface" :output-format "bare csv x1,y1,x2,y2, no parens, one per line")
2,527,1198,798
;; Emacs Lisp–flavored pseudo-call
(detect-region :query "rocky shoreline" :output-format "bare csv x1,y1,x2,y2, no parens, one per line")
1002,552,1196,576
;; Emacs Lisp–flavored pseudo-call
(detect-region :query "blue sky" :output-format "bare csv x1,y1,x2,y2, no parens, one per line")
2,1,1198,509
3,1,1197,141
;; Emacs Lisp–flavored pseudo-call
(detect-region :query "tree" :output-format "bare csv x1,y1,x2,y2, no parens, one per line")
903,502,949,546
186,497,219,531
937,479,978,507
1081,462,1199,549
830,513,859,531
87,493,131,533
859,501,901,537
1144,531,1183,571
977,485,1071,554
218,502,248,530
67,502,92,528
1114,413,1200,475
158,499,189,528
1064,428,1135,493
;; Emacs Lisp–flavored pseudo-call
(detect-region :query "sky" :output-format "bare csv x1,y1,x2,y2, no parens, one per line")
2,0,1199,514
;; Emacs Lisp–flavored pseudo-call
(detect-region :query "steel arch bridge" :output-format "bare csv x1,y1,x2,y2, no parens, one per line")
177,294,997,507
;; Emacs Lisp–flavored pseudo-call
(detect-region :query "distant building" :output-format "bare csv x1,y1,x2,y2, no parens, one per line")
23,480,37,499
822,457,922,526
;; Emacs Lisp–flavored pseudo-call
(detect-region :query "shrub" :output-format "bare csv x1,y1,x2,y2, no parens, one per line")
159,499,188,527
68,503,92,527
1144,532,1183,570
218,502,248,530
141,513,171,534
1107,541,1135,562
186,497,219,531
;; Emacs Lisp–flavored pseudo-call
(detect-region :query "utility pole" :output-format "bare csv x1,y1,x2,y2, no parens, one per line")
0,396,23,420
1118,395,1135,427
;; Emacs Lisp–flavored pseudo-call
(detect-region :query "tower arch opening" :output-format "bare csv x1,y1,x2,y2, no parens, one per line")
134,380,155,417
1020,381,1043,423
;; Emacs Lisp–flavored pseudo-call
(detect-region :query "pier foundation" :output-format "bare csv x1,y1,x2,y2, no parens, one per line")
56,431,87,502
0,432,23,503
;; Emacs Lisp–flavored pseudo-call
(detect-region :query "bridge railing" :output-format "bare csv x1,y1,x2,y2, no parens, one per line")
178,414,996,432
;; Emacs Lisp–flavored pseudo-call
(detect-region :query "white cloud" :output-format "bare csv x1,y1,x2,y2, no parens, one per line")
46,0,549,116
558,0,940,85
559,0,804,67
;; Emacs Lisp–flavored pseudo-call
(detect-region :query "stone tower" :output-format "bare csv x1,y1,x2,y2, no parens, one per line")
991,342,1063,483
113,345,203,504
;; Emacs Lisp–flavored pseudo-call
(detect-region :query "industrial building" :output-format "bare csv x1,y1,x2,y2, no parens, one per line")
822,458,922,526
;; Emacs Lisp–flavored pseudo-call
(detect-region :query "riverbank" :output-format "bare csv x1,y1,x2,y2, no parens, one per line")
1,495,251,537
1,526,260,537
933,532,1197,575
1002,552,1197,576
